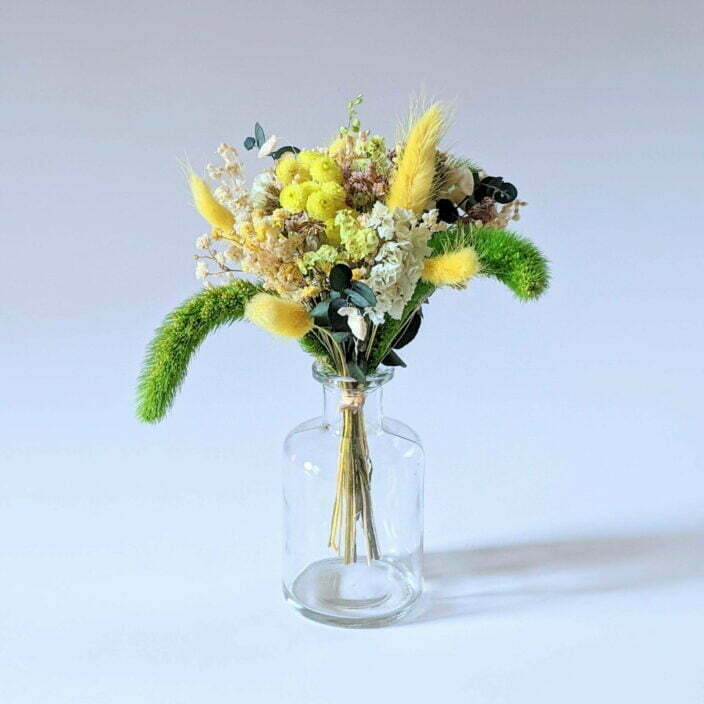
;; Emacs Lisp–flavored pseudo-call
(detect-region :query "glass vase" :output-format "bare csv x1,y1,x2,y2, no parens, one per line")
282,363,424,627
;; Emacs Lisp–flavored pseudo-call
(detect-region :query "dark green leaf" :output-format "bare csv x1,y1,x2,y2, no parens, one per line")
329,264,353,292
343,288,371,309
393,311,422,349
254,123,266,148
243,136,256,151
328,297,350,332
382,350,407,367
474,176,517,204
350,281,376,306
271,145,300,159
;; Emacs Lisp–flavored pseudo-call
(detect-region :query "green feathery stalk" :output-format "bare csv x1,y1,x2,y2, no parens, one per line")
136,280,260,423
368,225,548,370
299,330,331,362
430,224,549,300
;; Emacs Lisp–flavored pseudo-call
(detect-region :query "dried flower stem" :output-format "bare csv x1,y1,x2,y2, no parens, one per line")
328,393,380,565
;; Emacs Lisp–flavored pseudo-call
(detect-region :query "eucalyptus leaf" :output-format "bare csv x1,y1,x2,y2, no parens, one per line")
310,300,330,318
331,331,350,343
243,136,256,151
343,288,371,309
382,350,407,368
254,123,265,148
350,281,376,306
347,361,366,383
329,263,352,292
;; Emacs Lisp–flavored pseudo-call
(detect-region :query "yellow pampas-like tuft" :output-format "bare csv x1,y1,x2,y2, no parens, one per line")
188,173,235,233
245,293,313,339
422,246,481,288
386,104,445,214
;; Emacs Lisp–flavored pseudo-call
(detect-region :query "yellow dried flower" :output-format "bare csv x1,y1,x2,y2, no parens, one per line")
306,190,343,221
328,137,344,157
245,293,313,339
275,156,310,185
421,246,481,287
324,219,341,246
237,222,255,240
319,181,346,203
188,173,234,232
297,150,323,169
310,156,343,184
280,183,308,213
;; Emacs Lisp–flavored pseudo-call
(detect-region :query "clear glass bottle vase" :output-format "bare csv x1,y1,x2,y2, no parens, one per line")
282,363,424,627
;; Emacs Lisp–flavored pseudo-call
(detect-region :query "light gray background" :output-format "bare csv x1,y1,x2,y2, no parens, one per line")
2,0,703,701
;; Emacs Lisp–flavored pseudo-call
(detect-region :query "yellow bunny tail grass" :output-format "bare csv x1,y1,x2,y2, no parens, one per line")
386,103,445,214
188,172,235,232
422,246,481,288
245,293,313,339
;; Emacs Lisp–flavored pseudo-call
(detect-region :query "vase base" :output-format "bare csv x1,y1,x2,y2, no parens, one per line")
284,557,422,628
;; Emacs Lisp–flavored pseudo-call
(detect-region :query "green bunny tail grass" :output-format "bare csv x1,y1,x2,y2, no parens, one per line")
137,280,260,423
430,224,549,300
299,331,330,360
368,280,435,371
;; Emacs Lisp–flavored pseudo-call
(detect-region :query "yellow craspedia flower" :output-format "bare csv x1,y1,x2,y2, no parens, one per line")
319,181,346,204
188,173,234,232
300,180,320,200
297,150,323,169
422,246,481,287
245,293,313,339
275,155,310,185
279,183,308,213
310,156,343,184
306,190,344,221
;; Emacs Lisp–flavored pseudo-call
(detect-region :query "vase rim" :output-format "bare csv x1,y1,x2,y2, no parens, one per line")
312,361,394,388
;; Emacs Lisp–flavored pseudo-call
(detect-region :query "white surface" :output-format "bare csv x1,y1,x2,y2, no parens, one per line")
3,0,703,701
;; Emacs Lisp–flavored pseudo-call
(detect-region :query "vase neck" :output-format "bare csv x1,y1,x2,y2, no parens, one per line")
313,362,393,429
321,383,385,427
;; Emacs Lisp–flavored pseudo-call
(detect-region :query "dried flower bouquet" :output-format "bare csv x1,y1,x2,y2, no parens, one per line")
137,96,549,565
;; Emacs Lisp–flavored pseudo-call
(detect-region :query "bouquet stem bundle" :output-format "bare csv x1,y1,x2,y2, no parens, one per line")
329,389,380,565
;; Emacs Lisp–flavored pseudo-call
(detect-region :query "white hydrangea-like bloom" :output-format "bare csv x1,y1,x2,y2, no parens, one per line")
362,204,444,324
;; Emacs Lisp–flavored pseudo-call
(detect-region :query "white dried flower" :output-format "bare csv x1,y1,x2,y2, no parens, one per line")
196,234,211,250
195,260,209,281
258,134,278,158
337,306,368,340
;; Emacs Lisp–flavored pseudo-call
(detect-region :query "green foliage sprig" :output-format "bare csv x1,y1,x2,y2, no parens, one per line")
137,280,260,423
